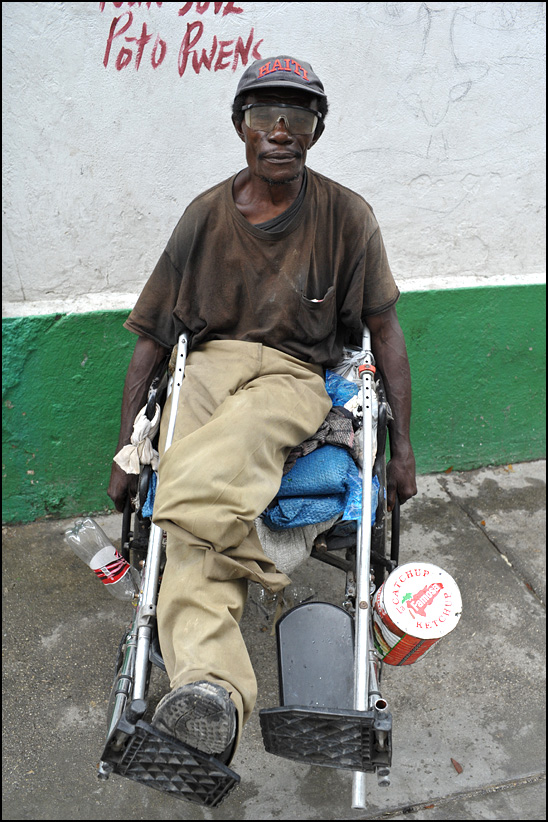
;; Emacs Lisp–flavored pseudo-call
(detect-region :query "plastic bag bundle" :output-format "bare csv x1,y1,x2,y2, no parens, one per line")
330,346,368,382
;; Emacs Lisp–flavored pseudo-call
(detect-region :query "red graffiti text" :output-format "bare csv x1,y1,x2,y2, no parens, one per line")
100,3,262,75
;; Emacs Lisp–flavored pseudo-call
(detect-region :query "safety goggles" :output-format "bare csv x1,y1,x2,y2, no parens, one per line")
242,103,322,135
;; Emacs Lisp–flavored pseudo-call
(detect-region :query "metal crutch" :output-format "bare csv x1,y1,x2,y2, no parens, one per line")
99,332,189,766
352,324,390,809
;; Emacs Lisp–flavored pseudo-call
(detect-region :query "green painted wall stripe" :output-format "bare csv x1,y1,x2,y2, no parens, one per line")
3,312,134,524
398,285,545,473
2,284,545,524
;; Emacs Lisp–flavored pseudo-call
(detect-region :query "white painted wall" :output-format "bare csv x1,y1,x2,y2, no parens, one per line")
2,2,546,317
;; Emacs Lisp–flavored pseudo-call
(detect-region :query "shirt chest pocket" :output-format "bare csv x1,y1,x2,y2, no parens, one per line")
296,285,336,343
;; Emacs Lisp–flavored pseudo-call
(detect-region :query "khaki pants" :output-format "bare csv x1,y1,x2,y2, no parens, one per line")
152,340,331,739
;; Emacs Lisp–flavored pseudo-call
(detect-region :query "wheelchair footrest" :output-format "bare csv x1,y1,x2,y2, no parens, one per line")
259,705,392,772
100,719,240,808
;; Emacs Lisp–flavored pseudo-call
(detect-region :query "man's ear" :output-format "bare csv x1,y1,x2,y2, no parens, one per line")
232,116,246,143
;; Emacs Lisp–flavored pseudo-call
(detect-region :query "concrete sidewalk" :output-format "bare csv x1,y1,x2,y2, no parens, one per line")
2,461,546,820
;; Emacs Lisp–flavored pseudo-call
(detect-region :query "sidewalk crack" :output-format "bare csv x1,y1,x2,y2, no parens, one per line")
359,772,546,819
436,477,545,608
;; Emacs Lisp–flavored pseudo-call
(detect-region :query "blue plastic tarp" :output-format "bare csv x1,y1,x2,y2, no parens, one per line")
261,371,380,531
262,444,379,531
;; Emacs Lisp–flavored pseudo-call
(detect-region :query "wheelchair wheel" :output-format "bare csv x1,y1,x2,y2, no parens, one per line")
371,454,389,590
370,375,398,590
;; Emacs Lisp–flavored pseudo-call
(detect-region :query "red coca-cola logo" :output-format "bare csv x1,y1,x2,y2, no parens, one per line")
93,555,130,585
402,582,443,618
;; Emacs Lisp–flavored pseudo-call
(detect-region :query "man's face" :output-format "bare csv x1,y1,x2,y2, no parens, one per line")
234,89,322,186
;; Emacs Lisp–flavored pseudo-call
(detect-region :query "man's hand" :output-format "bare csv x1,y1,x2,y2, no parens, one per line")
107,461,138,513
107,335,170,512
386,448,417,512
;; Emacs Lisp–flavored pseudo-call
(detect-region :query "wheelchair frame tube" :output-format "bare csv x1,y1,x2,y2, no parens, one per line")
132,333,189,701
352,325,375,810
104,613,140,746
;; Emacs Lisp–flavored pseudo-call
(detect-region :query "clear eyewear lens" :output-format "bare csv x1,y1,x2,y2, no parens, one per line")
244,105,318,135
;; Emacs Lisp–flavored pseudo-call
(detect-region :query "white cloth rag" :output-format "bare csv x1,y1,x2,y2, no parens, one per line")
113,404,161,475
254,515,340,575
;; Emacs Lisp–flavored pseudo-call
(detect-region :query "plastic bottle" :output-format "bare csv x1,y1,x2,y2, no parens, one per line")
64,517,139,601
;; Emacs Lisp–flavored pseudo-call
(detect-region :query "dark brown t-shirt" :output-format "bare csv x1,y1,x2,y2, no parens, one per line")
124,167,399,368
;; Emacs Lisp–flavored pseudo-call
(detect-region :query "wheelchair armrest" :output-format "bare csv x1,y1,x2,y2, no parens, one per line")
145,369,169,422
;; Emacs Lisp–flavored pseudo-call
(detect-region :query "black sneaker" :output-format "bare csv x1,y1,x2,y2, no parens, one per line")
152,680,237,763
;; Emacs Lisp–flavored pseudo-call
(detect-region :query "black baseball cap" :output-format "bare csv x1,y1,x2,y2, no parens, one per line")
235,55,326,99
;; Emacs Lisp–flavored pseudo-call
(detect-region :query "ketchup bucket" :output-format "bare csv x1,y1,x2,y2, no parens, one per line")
373,562,462,665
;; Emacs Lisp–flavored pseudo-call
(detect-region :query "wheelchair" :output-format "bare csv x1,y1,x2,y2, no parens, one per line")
97,328,401,810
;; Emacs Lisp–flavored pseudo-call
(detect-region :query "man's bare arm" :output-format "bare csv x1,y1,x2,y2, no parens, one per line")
364,306,417,511
107,336,171,512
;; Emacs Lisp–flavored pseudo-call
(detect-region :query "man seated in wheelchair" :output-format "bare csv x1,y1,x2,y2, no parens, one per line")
107,54,417,768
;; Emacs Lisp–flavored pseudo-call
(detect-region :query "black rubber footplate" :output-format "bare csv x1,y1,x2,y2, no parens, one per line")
101,719,240,808
259,705,392,772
